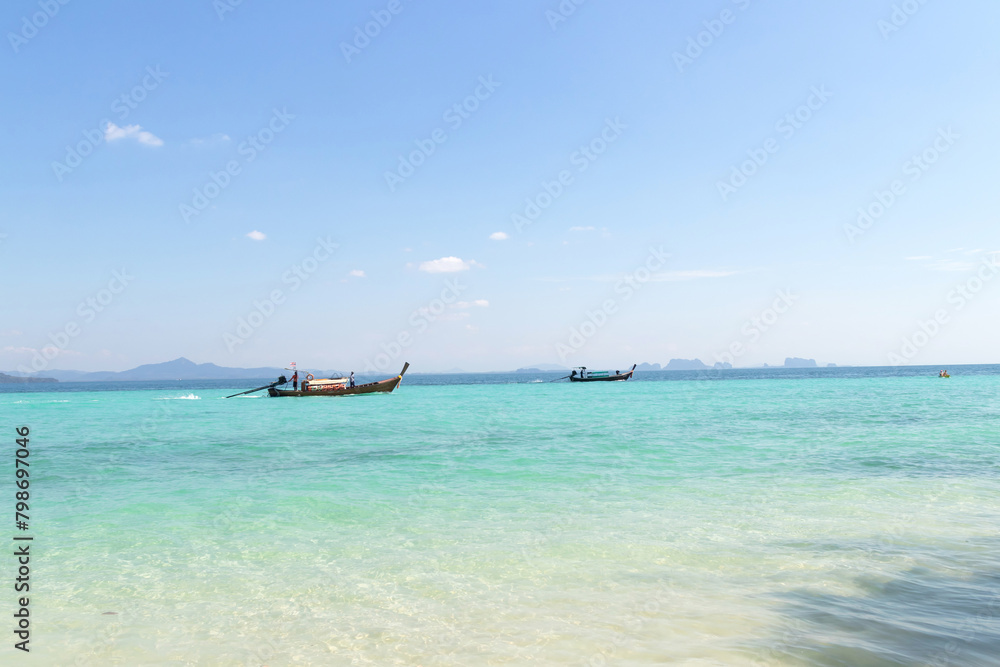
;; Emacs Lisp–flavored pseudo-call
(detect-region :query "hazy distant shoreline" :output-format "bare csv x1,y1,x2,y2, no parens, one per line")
5,355,839,382
0,372,57,384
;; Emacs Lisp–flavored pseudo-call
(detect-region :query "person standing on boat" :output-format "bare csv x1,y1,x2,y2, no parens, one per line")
292,370,298,390
349,371,355,388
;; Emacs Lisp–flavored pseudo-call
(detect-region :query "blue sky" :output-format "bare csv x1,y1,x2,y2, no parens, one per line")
2,0,999,373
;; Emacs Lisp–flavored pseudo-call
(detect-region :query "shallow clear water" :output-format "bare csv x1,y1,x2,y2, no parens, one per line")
4,366,1000,665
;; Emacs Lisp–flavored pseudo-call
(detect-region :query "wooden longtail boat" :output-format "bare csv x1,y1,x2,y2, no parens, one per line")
268,363,409,397
568,364,636,382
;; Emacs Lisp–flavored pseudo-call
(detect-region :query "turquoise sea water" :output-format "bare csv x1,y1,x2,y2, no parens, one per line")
4,366,1000,665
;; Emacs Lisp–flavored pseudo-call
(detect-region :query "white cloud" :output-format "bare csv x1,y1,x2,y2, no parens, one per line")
452,299,489,309
650,270,738,281
554,270,736,283
927,260,975,272
415,308,469,321
246,230,266,241
536,269,737,284
348,269,366,278
489,231,509,241
905,256,932,260
548,270,735,283
190,133,231,146
104,122,163,147
569,226,596,232
418,256,477,273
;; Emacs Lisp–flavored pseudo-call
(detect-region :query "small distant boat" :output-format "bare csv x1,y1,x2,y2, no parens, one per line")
225,363,409,399
567,364,636,382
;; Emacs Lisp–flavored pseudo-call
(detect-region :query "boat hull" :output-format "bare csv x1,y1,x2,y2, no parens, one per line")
268,363,408,397
569,365,636,382
568,373,632,382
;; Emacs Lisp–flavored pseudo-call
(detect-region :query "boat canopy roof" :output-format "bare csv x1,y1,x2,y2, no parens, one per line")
307,377,350,385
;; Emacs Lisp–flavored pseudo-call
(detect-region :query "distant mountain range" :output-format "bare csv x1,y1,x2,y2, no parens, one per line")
0,372,57,384
770,357,818,368
3,358,341,383
3,357,842,383
636,359,732,371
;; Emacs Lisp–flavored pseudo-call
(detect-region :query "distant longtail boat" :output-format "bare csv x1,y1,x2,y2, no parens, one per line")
563,364,636,382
